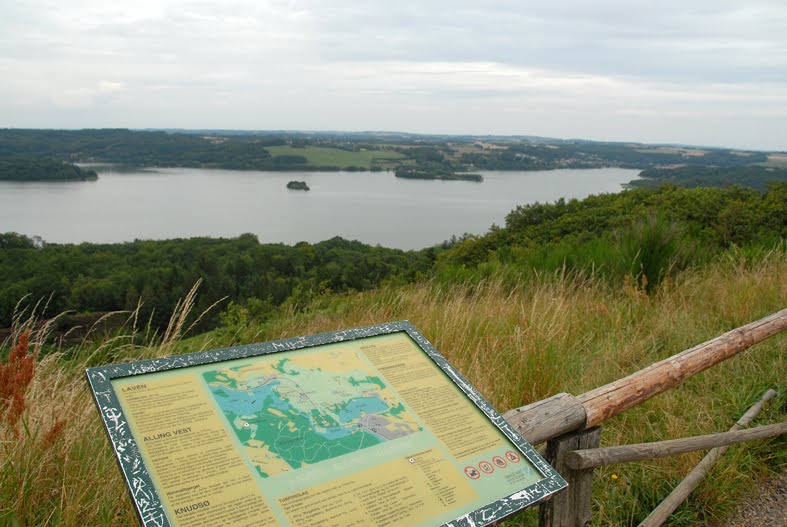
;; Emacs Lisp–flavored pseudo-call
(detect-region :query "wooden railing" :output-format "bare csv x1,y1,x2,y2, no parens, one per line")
501,308,787,527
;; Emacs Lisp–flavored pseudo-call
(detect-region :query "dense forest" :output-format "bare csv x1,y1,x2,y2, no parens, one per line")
630,165,787,191
0,129,274,169
437,183,786,290
0,156,98,181
0,235,432,332
2,184,784,335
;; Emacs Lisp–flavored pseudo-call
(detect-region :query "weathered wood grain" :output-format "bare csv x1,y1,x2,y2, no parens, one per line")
503,393,587,445
564,421,786,470
539,427,602,527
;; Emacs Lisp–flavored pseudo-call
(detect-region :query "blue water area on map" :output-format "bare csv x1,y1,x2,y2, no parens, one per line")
209,380,289,416
319,426,354,440
337,397,389,423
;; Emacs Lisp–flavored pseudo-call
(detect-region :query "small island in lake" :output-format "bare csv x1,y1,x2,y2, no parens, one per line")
395,166,483,182
0,156,98,181
286,180,310,191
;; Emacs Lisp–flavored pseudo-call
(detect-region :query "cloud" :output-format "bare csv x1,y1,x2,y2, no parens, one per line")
97,80,125,93
1,0,786,149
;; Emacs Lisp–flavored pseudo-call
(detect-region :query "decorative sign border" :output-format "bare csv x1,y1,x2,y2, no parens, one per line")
86,321,567,527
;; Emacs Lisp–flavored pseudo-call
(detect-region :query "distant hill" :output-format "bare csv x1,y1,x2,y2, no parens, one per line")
0,129,776,175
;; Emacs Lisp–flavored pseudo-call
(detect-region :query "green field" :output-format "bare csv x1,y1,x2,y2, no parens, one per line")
265,145,406,169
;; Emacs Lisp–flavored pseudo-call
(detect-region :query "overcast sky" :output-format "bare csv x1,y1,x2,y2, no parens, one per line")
1,0,786,150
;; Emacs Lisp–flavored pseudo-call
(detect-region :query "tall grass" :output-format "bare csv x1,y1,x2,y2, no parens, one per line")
1,251,784,526
0,283,216,527
253,247,786,526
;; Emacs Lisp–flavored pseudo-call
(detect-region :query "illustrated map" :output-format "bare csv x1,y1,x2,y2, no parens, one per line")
203,348,421,478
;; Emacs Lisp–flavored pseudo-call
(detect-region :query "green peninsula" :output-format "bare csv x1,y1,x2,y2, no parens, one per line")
0,157,98,182
395,166,483,182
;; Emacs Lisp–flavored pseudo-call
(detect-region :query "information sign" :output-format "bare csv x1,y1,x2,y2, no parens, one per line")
87,321,567,527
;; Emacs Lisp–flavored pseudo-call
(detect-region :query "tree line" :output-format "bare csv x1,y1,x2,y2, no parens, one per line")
631,166,787,192
437,183,786,290
0,234,433,332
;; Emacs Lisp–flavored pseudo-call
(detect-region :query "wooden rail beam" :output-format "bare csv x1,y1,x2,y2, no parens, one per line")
564,421,787,470
503,310,786,443
503,393,587,445
577,309,787,428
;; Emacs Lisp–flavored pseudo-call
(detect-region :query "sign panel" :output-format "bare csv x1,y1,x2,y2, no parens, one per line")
87,321,567,527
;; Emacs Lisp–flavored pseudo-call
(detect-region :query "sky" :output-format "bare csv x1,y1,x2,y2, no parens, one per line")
1,0,786,151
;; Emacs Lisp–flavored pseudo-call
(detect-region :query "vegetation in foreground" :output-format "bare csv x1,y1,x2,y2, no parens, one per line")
1,246,784,527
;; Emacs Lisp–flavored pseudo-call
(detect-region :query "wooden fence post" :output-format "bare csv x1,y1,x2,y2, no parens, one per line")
539,427,602,527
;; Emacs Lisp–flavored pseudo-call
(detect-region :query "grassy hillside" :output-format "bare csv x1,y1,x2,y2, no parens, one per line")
1,246,784,526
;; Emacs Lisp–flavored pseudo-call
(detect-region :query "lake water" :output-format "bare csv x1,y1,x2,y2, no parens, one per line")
0,167,640,250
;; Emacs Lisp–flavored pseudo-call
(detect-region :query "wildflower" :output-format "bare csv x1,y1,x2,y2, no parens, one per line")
0,331,36,437
44,419,67,447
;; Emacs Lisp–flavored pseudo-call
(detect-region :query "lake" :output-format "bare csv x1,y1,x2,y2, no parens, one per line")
0,167,640,250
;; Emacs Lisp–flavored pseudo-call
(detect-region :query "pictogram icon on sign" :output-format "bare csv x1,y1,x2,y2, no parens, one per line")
479,460,494,474
464,466,481,480
492,456,507,469
505,450,521,463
